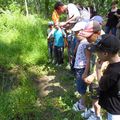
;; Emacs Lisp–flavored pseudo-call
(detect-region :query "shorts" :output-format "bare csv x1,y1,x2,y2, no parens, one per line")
75,68,87,95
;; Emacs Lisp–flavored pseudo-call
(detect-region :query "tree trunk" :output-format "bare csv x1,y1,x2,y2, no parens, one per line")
25,0,28,17
69,0,74,3
45,0,49,17
35,0,41,14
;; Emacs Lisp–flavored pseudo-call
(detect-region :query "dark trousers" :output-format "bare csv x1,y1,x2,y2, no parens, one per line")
48,42,54,60
54,46,64,65
105,26,116,36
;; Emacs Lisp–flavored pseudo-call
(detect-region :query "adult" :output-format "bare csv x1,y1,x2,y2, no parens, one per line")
52,1,81,28
105,1,120,36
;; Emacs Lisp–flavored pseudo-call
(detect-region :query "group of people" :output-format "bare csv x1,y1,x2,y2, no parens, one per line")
47,1,120,120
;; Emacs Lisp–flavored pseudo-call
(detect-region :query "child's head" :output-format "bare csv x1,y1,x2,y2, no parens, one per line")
78,21,102,43
71,21,87,40
90,16,104,25
48,21,54,28
88,34,120,61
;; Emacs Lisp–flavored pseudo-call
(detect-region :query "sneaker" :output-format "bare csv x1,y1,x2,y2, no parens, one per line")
48,59,51,63
52,60,55,64
72,101,86,111
55,63,59,66
87,114,102,120
58,64,61,67
81,108,94,119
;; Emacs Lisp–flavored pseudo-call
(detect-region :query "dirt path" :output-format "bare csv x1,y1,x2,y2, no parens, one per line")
33,68,74,98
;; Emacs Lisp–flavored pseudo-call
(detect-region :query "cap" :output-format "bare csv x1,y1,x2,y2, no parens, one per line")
87,34,120,54
48,21,54,26
78,21,101,38
72,21,87,31
85,21,101,32
90,15,103,25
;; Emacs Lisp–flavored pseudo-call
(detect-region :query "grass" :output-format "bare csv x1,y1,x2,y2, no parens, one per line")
0,11,49,119
0,12,48,67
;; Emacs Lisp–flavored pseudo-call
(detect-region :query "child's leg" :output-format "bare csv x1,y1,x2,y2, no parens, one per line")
75,68,87,95
48,42,51,60
93,99,101,117
80,94,86,107
54,46,59,64
49,44,53,60
57,46,64,65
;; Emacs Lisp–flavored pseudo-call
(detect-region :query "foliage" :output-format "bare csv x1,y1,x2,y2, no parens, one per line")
0,66,39,120
1,0,119,18
0,12,48,67
0,11,48,120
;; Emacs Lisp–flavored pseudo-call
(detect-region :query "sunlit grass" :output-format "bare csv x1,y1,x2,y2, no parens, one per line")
0,12,48,67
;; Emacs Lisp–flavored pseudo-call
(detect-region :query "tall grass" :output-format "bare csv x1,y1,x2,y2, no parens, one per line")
0,12,48,119
0,12,48,67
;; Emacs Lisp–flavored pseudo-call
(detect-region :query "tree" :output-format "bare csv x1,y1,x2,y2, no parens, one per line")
34,0,40,14
45,0,49,16
24,0,28,16
69,0,74,3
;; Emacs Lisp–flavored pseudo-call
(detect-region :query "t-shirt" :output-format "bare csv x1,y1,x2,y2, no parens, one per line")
54,29,66,47
47,28,55,41
99,62,120,114
106,9,120,27
67,3,80,20
74,39,89,69
52,10,59,23
80,7,90,21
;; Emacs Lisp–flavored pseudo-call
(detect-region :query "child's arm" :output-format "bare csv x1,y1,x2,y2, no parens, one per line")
74,41,80,56
96,59,104,81
84,72,96,84
64,38,68,48
47,29,55,40
47,31,52,40
82,49,91,80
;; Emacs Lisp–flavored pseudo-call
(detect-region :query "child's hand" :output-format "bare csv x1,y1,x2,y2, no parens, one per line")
84,73,96,84
96,59,103,70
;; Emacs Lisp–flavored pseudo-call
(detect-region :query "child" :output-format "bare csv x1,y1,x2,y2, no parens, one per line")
53,22,66,66
89,34,120,120
71,21,91,111
66,29,78,72
47,21,55,62
78,21,105,120
82,60,109,120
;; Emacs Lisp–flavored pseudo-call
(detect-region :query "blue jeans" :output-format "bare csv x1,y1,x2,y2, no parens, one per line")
105,26,116,36
75,68,87,95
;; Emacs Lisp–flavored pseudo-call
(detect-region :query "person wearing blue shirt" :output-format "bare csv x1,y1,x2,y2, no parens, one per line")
53,23,66,66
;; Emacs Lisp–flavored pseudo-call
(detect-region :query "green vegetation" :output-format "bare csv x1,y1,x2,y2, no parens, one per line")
0,11,48,67
0,10,46,119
